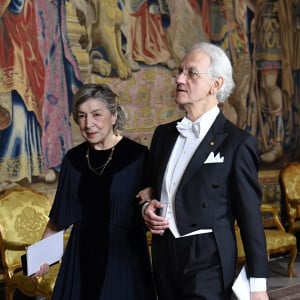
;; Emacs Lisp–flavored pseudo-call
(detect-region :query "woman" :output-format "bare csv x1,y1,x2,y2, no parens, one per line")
36,83,156,300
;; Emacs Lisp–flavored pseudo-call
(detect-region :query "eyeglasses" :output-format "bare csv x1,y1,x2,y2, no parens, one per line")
177,67,210,80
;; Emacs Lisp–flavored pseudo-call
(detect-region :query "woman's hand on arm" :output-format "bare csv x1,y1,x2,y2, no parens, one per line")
136,187,153,204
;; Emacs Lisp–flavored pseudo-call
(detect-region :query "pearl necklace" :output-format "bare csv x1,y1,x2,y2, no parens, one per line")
86,137,117,175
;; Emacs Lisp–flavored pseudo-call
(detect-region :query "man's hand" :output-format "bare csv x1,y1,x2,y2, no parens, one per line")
143,200,169,235
251,291,269,300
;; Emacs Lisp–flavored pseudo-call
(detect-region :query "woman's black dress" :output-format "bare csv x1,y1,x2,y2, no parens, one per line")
49,137,156,300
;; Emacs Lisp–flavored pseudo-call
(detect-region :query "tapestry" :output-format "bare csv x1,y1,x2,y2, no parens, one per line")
0,0,82,184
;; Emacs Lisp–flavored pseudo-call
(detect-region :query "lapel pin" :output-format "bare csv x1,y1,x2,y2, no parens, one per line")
209,141,215,146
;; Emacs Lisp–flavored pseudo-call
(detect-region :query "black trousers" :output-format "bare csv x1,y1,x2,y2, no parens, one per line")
152,229,231,300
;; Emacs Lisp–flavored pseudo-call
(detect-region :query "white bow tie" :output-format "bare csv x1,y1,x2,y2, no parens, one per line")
176,120,201,138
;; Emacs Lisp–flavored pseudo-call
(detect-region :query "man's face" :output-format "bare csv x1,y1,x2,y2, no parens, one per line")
175,50,215,107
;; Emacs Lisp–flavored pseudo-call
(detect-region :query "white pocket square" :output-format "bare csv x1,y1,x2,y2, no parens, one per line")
204,152,224,164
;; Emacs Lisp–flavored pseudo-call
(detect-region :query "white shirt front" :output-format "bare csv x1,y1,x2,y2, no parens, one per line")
160,106,220,238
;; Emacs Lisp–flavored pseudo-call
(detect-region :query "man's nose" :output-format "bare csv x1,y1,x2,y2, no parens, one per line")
176,71,187,84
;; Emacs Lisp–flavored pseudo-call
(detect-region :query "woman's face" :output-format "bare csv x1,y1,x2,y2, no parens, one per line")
77,98,117,149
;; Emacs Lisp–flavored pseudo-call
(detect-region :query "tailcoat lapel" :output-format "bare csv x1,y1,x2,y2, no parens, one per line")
155,122,179,197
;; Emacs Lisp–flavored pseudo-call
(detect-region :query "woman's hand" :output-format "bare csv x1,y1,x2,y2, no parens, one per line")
32,263,50,278
136,187,153,203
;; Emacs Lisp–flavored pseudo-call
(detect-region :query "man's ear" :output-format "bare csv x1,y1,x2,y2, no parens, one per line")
210,77,224,94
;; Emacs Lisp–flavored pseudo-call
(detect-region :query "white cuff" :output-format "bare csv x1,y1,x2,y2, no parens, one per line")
249,277,267,292
141,201,150,217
